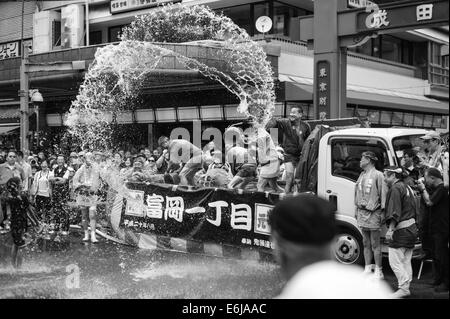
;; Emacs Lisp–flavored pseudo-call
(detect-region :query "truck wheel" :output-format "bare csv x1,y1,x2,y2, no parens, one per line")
333,227,364,265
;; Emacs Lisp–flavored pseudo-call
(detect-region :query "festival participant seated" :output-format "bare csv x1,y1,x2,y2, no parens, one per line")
198,152,233,188
125,157,152,182
73,152,101,243
226,146,257,190
224,126,255,190
167,139,214,186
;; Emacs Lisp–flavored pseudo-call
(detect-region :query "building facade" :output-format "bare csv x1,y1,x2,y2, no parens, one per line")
0,0,448,152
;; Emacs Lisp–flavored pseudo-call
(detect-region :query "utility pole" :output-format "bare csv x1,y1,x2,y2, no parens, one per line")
19,0,30,152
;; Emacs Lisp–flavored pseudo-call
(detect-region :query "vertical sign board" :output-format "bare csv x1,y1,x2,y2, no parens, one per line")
315,60,331,118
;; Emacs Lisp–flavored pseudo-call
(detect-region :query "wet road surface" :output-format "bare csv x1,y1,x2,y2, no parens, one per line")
0,231,283,299
0,231,448,299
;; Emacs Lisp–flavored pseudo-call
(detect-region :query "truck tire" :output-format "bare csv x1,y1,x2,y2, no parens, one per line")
333,226,364,265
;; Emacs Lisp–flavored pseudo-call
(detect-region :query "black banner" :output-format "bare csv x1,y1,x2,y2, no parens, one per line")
120,183,282,252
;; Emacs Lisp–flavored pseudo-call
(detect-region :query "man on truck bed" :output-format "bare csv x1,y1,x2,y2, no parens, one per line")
355,151,387,280
266,106,311,194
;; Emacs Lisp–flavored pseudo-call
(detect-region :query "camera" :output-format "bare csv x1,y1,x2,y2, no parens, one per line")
30,159,37,165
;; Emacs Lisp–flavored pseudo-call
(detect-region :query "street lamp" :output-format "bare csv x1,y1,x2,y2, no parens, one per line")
30,89,43,151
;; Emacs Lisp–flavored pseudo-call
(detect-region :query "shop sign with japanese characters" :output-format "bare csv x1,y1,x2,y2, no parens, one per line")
357,1,448,33
120,183,279,251
110,0,181,14
0,41,20,60
316,60,330,114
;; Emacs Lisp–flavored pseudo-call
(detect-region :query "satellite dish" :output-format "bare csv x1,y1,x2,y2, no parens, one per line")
255,16,272,34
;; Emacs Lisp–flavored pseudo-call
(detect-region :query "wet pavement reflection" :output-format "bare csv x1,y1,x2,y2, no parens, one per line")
0,232,284,299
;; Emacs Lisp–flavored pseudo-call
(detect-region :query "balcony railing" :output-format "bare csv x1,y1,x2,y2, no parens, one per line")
252,35,418,78
429,63,449,87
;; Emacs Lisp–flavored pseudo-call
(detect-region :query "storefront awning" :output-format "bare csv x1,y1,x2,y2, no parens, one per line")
0,125,19,135
280,75,449,115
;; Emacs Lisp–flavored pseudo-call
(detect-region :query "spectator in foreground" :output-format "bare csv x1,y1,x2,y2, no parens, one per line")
269,194,392,299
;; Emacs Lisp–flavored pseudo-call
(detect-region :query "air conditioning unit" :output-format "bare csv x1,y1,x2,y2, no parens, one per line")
33,10,61,54
61,4,85,49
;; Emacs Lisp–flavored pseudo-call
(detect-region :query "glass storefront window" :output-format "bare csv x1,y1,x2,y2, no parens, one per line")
346,106,356,118
355,38,373,56
380,110,392,125
391,112,403,126
432,115,442,128
381,35,402,63
441,116,448,128
109,25,126,43
89,30,102,45
372,37,381,58
423,114,433,128
414,114,424,127
254,2,270,23
355,108,368,118
220,5,252,36
367,110,380,124
403,113,414,127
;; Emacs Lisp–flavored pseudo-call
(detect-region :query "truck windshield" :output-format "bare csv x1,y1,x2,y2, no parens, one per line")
392,134,426,165
331,138,390,182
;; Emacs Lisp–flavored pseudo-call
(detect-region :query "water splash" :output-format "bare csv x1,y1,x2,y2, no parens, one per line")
66,3,275,151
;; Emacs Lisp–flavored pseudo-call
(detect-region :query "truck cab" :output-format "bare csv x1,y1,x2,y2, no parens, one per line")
316,128,429,264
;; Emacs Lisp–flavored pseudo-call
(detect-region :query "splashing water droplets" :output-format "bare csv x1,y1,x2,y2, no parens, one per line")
67,3,275,151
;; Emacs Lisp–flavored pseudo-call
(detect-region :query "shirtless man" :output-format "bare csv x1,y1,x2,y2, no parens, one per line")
225,127,257,190
159,136,214,186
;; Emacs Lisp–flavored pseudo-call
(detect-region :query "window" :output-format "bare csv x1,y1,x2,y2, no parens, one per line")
379,110,392,125
355,37,373,56
392,134,426,163
423,114,433,128
414,114,424,127
403,113,414,127
254,2,270,21
109,25,126,43
220,5,252,36
52,20,61,46
89,30,102,45
391,112,403,126
331,138,390,182
381,35,402,63
372,37,381,58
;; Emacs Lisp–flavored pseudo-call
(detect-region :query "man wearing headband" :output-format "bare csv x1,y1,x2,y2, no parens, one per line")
265,106,311,194
73,152,101,243
354,151,386,280
224,127,257,190
417,167,449,293
383,166,418,298
269,194,392,298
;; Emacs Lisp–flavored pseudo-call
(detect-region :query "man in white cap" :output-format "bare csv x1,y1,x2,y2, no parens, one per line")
419,131,447,173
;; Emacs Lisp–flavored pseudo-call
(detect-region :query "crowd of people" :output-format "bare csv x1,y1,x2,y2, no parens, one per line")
354,130,449,297
0,107,448,298
0,107,310,248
